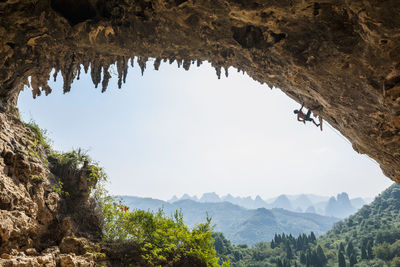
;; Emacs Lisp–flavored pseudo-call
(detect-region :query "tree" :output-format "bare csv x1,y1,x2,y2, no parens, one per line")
361,243,367,259
349,253,357,267
282,258,291,267
339,242,345,253
316,245,327,266
346,242,354,259
213,232,228,255
306,250,312,267
311,250,319,266
300,252,306,264
310,232,316,243
286,242,293,259
338,251,346,267
367,240,373,259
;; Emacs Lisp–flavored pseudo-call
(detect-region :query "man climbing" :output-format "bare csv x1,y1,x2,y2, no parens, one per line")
293,104,321,129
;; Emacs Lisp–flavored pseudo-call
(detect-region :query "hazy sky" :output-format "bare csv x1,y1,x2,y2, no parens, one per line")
18,60,393,200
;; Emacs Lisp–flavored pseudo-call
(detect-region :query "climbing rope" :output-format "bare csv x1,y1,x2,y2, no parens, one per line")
324,122,351,146
324,121,380,167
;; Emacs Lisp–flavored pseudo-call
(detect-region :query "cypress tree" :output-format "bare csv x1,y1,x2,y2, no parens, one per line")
346,242,354,259
300,252,306,264
271,240,276,249
283,258,291,267
339,242,345,253
310,232,316,242
316,245,327,266
338,251,346,267
306,250,312,267
367,240,373,259
349,254,357,267
286,242,293,259
361,243,367,259
311,250,319,266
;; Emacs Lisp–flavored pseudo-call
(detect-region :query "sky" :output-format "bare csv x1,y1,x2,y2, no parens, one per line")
18,60,393,201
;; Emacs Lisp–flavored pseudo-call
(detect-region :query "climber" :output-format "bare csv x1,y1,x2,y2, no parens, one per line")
293,104,320,128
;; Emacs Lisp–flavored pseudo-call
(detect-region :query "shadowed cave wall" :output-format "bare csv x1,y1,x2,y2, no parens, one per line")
1,0,400,184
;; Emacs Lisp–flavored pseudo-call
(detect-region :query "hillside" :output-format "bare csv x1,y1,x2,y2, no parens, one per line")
214,183,400,266
120,196,339,246
318,183,400,265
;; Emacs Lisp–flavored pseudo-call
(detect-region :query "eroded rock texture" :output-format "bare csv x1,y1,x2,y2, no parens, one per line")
0,1,400,182
0,113,99,266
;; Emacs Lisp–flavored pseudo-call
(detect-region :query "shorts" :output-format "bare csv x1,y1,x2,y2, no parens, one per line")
305,110,312,121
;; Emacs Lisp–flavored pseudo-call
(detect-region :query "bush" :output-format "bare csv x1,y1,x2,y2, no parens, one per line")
101,198,222,266
24,120,51,149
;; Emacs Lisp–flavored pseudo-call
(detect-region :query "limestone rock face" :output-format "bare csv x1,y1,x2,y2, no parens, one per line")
1,0,399,183
0,112,97,266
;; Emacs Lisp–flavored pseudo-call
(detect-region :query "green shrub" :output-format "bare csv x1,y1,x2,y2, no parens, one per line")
100,198,222,266
24,120,51,149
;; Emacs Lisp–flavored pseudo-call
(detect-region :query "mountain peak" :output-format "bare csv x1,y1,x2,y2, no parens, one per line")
200,192,221,203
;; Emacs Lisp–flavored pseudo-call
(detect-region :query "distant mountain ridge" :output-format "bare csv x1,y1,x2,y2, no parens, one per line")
167,192,372,218
119,195,340,245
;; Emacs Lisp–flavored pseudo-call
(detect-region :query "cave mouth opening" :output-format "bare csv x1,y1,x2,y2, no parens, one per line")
17,61,391,200
50,0,97,26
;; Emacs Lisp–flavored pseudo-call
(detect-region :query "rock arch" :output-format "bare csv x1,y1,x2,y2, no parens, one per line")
1,0,400,183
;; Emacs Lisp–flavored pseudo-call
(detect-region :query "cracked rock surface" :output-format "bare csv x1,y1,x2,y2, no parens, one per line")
0,112,98,266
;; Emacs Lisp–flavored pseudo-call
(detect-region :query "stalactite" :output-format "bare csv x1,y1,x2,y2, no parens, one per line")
77,66,81,80
61,54,78,93
82,56,90,74
137,56,147,76
102,69,111,93
214,65,221,79
183,59,190,71
53,58,60,82
154,58,161,70
101,60,112,93
169,58,175,65
224,66,229,78
53,69,59,82
197,60,202,67
177,58,182,68
42,84,52,96
90,57,102,89
30,76,41,98
117,56,127,89
130,57,135,68
123,63,128,84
